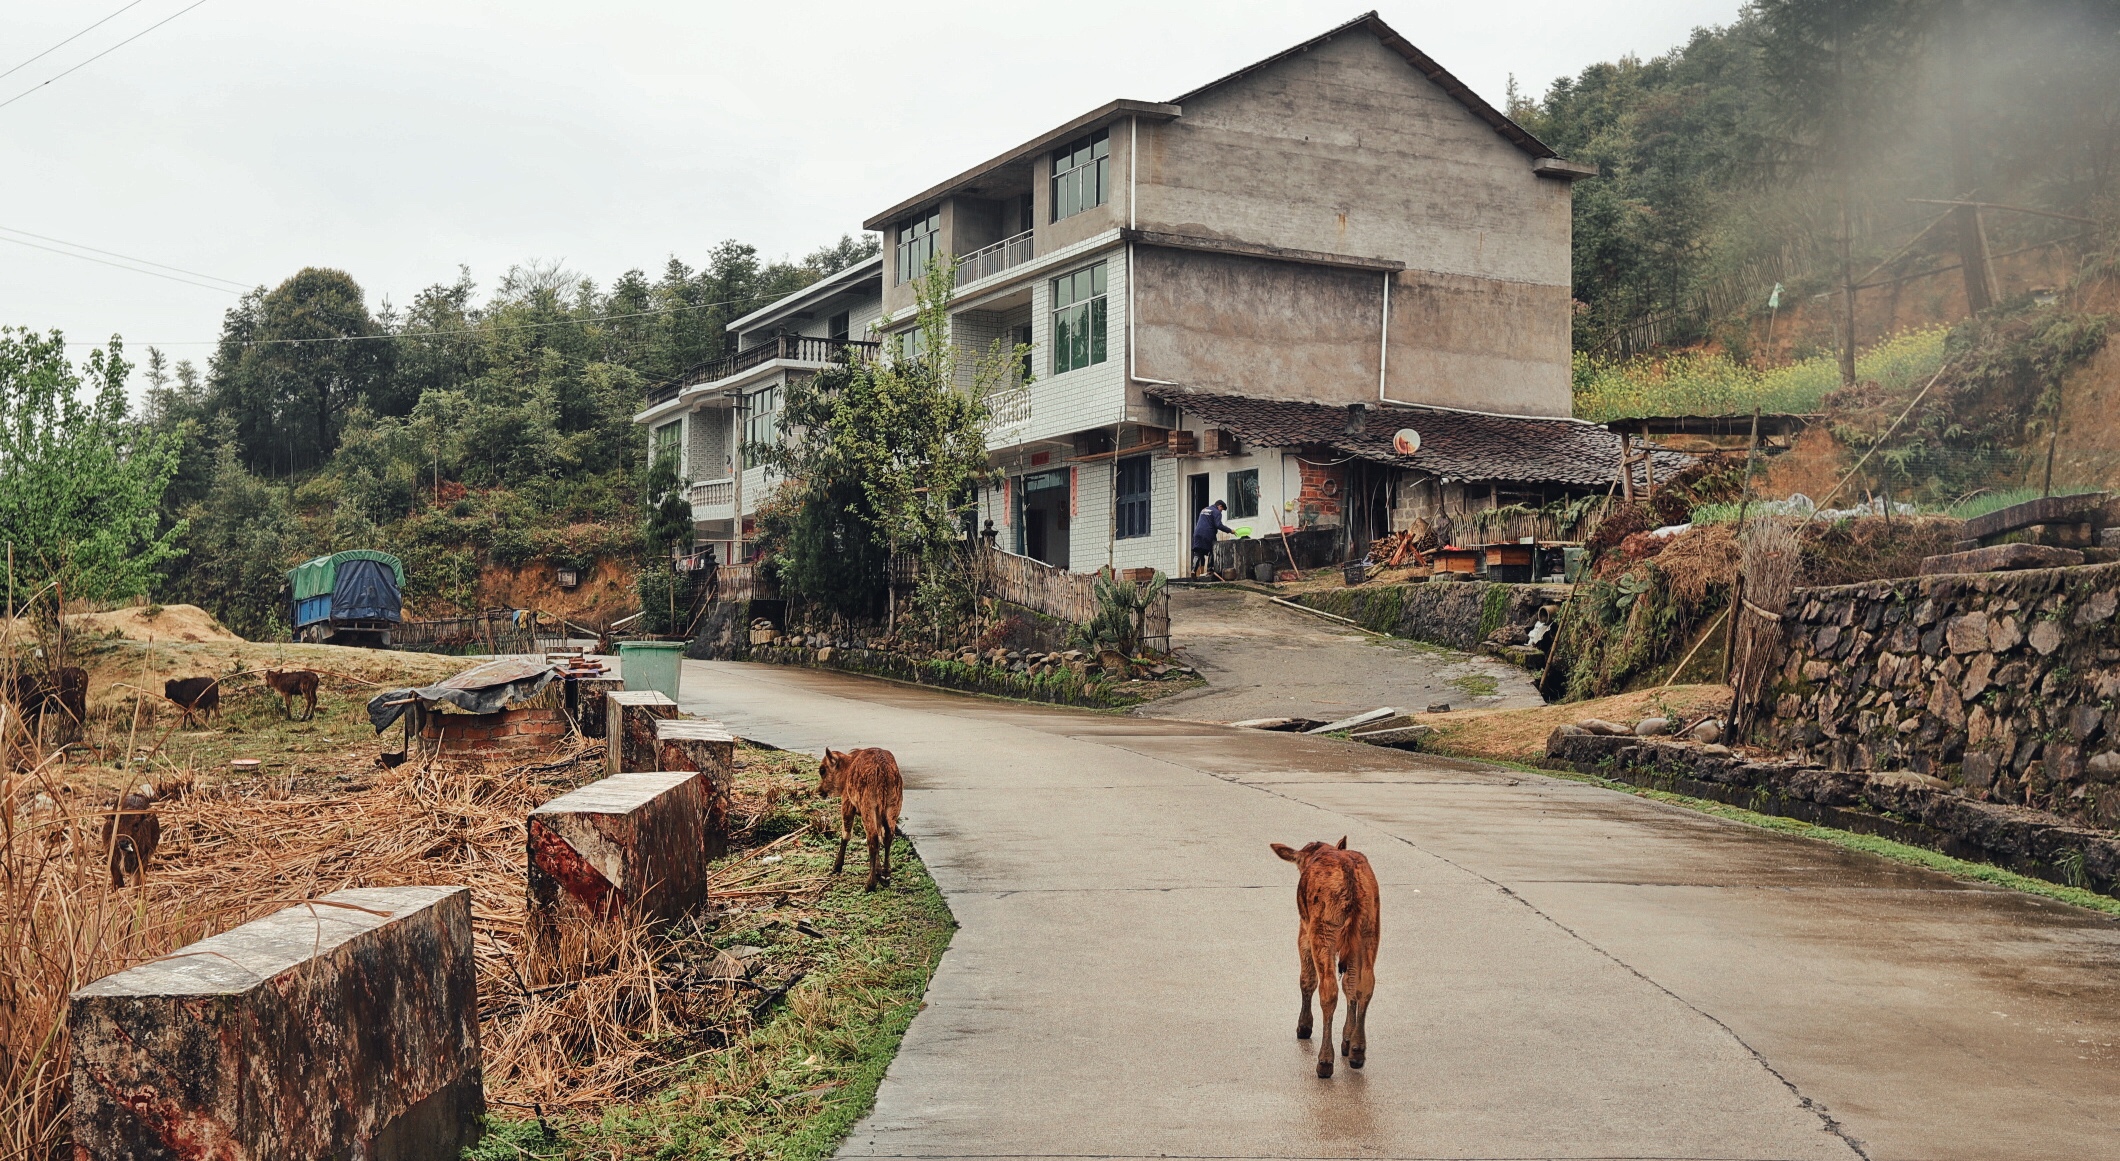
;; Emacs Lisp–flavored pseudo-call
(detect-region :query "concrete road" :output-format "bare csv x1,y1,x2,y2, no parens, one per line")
681,660,2120,1161
1142,585,1542,724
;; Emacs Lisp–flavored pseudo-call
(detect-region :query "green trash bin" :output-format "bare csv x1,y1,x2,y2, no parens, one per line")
618,641,685,703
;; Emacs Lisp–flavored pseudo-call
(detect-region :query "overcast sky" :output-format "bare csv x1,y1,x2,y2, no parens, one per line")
1,0,1745,369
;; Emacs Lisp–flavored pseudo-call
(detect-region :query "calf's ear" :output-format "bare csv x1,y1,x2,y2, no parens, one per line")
1270,843,1299,863
1336,835,1348,849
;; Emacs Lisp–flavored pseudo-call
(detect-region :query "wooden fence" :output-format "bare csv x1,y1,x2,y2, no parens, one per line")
976,546,1171,651
394,608,574,655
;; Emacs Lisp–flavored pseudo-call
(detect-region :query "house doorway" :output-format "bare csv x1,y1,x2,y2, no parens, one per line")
1015,470,1071,568
1188,472,1209,523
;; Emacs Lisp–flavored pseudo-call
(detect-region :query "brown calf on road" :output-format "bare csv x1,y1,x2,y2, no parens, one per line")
163,676,220,727
1271,836,1380,1078
262,668,320,720
818,747,903,892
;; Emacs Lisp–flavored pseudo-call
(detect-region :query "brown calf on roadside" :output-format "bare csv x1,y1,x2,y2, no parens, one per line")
818,747,903,892
163,676,220,727
102,789,162,888
262,668,320,721
1270,836,1380,1077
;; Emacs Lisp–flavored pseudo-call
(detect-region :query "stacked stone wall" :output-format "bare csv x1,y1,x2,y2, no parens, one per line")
1766,561,2120,830
1296,581,1561,652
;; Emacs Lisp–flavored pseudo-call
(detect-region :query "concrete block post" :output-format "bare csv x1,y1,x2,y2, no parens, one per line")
68,886,483,1161
655,718,738,859
527,771,710,953
606,690,676,774
572,676,624,738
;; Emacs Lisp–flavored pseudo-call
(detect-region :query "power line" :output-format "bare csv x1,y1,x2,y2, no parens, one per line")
0,0,150,83
60,291,790,347
0,232,239,295
0,0,210,113
0,224,250,289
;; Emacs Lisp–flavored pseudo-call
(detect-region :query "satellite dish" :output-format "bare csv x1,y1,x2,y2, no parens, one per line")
1392,428,1421,457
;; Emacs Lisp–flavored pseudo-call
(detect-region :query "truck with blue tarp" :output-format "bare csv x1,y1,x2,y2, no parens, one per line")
288,550,404,646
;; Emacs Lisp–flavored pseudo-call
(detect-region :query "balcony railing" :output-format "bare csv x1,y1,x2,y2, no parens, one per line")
955,230,1034,287
986,384,1032,434
687,476,736,517
646,336,881,405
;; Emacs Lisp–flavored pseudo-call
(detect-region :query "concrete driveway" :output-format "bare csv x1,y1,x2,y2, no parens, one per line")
1141,585,1542,724
682,660,2120,1161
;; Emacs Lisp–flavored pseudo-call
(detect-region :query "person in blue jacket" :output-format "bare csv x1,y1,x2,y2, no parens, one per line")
1192,499,1235,577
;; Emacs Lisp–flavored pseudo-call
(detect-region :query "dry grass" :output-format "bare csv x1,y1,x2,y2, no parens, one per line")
0,685,899,1158
1409,684,1734,765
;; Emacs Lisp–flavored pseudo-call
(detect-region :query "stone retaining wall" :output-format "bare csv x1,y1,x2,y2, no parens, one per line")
1547,732,2120,896
1295,581,1562,652
747,643,1145,708
1765,561,2120,831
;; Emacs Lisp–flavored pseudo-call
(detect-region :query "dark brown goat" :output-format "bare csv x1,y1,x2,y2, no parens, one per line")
818,747,903,892
1271,836,1381,1077
102,790,162,888
262,668,320,720
163,676,220,727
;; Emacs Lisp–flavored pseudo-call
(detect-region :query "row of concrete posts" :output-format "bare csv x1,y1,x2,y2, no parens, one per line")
67,689,738,1159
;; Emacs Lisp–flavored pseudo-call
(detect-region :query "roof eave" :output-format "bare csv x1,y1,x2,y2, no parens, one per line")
723,255,883,335
1168,11,1559,163
862,99,1183,231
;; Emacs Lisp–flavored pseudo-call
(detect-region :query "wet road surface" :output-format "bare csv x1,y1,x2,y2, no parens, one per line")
681,660,2120,1161
1141,585,1542,724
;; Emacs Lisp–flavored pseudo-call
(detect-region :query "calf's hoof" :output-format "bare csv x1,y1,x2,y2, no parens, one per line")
1349,1050,1365,1069
1296,1025,1311,1041
1316,1061,1333,1079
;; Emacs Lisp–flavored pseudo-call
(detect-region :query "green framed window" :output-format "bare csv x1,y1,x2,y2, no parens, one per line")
1226,468,1259,519
895,210,941,285
742,385,781,452
1114,455,1151,539
1051,129,1110,221
1050,262,1108,375
652,419,682,470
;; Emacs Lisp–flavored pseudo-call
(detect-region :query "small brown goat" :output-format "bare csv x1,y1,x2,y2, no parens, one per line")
1271,836,1380,1078
163,676,221,727
818,747,903,892
102,789,162,888
262,668,320,720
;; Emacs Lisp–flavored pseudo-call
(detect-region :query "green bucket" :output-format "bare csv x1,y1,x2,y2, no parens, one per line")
618,641,686,703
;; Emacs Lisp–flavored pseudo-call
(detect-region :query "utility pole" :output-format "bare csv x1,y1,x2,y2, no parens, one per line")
1946,0,1996,315
1835,5,1858,391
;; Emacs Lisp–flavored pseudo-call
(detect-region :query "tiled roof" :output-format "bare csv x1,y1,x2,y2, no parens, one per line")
1150,388,1694,489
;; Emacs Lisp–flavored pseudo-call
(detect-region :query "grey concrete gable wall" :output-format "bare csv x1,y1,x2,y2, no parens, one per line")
1135,31,1569,286
1131,31,1574,418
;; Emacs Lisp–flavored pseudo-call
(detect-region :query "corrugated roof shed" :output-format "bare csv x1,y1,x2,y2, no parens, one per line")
1152,388,1693,488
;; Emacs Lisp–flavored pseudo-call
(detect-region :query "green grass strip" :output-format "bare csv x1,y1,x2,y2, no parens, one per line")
1474,756,2120,918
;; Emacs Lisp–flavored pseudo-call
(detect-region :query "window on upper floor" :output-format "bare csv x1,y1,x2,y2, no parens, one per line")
892,327,928,365
742,385,781,453
1226,468,1260,520
1051,262,1108,375
652,420,682,471
1051,129,1110,221
1115,455,1152,539
895,210,941,285
828,311,850,343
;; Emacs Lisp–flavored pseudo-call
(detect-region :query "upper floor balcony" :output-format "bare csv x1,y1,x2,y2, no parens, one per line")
955,230,1034,289
645,335,882,406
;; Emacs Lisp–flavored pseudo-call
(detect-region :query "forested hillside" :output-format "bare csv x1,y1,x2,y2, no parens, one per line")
4,235,874,636
1515,0,2119,361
